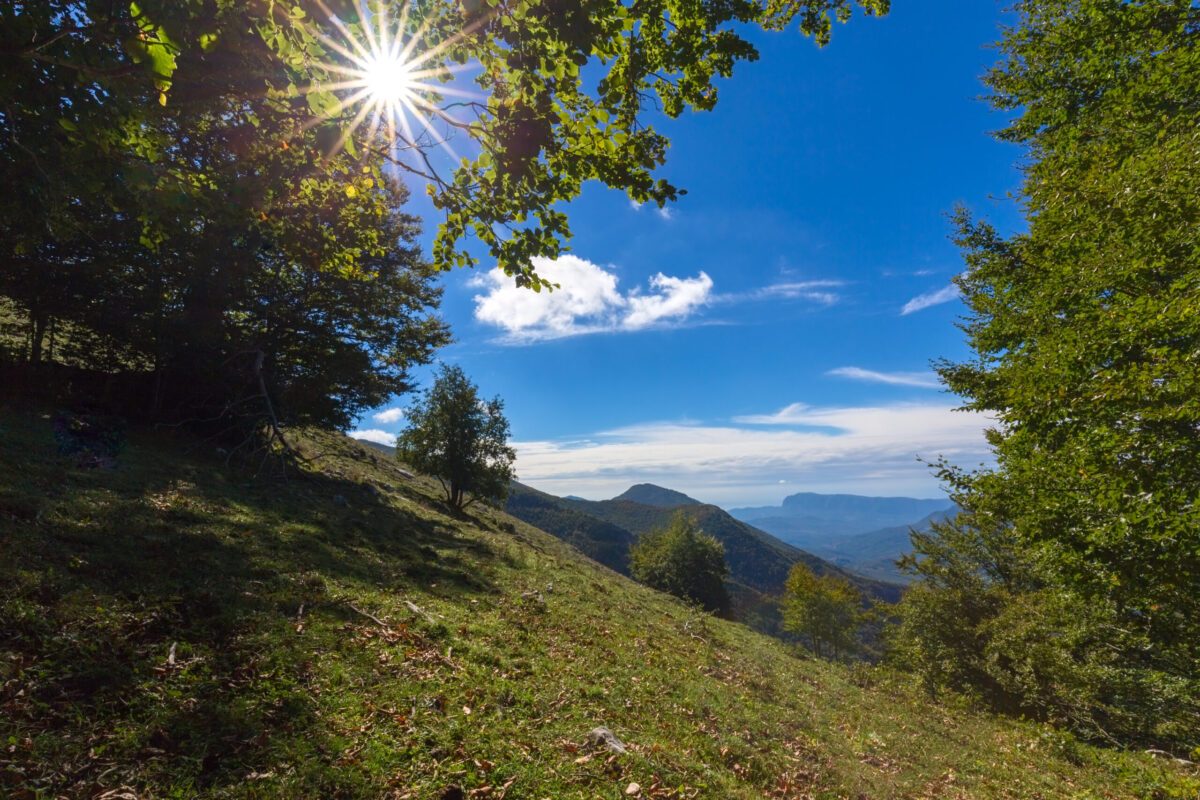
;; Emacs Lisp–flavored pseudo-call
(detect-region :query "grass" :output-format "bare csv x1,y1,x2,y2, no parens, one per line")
0,404,1196,799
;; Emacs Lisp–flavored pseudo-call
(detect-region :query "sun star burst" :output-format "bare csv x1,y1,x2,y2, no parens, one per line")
299,1,482,163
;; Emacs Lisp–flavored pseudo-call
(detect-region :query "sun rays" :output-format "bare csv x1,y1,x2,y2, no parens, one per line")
297,1,484,165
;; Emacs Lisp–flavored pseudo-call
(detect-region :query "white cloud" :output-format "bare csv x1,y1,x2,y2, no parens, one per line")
512,402,993,506
721,279,844,306
656,206,674,220
471,255,712,342
350,429,397,446
901,284,960,315
629,199,644,211
372,407,406,424
827,366,941,389
624,272,714,329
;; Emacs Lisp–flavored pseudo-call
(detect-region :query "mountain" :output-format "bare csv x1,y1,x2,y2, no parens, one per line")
2,407,1181,797
561,492,901,604
506,482,636,573
505,483,902,640
612,483,701,507
811,509,956,584
729,492,956,585
729,491,953,547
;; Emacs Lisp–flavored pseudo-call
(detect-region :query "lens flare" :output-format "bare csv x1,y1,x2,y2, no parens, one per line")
296,1,484,164
362,53,414,103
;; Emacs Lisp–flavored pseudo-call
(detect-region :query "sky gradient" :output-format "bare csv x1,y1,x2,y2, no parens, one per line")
352,0,1024,507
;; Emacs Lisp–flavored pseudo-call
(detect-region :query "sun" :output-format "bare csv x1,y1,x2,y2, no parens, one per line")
293,2,483,163
362,52,414,104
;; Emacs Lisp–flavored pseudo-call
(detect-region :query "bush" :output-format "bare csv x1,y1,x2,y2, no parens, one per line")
629,512,731,615
889,512,1200,749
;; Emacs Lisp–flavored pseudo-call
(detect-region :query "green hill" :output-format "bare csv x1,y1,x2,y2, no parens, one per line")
505,482,636,574
561,496,901,604
2,408,1195,799
613,483,702,508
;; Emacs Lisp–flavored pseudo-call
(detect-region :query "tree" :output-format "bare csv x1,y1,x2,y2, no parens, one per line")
397,365,516,510
920,0,1200,747
781,562,861,660
2,0,889,291
629,511,731,615
1,2,451,434
944,0,1199,652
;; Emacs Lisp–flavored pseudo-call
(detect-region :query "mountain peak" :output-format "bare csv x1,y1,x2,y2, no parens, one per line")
613,483,702,508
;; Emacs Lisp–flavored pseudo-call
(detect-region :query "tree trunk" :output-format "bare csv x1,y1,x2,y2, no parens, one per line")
28,309,47,365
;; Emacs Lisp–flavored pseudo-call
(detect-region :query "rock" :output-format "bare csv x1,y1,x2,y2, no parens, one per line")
587,726,626,754
396,467,415,479
625,782,641,796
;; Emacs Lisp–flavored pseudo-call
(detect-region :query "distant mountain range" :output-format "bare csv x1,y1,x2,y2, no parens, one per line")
728,492,956,583
352,431,934,594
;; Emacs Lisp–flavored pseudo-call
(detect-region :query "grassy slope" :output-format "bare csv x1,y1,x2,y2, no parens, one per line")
0,408,1195,800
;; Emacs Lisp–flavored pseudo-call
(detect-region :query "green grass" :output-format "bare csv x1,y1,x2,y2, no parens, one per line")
1,405,1196,799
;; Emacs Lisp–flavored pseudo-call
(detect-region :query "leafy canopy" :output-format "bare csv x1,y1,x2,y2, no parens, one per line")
397,364,516,510
629,511,731,615
781,562,862,660
4,0,889,288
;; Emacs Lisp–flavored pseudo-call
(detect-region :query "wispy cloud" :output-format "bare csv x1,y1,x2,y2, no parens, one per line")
349,429,396,446
715,279,844,307
471,255,713,343
901,284,960,315
827,366,940,389
656,206,674,221
372,407,406,424
513,402,992,506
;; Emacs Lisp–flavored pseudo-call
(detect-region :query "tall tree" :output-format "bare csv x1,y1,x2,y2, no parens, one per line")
944,0,1199,658
922,0,1200,746
396,364,516,510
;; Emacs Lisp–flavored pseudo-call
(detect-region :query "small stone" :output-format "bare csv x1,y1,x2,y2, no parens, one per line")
587,726,626,754
625,782,641,796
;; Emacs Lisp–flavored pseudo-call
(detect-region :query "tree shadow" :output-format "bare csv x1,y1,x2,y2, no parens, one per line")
0,412,510,796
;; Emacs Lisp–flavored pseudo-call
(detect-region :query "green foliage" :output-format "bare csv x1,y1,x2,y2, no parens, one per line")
397,364,516,510
781,562,862,660
1,1,449,429
1,0,890,291
629,511,732,615
889,499,1200,748
911,0,1200,749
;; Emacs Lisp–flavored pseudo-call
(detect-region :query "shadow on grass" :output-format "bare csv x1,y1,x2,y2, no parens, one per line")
0,410,505,796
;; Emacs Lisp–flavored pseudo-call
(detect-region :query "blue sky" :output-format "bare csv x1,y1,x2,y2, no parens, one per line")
352,0,1024,507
